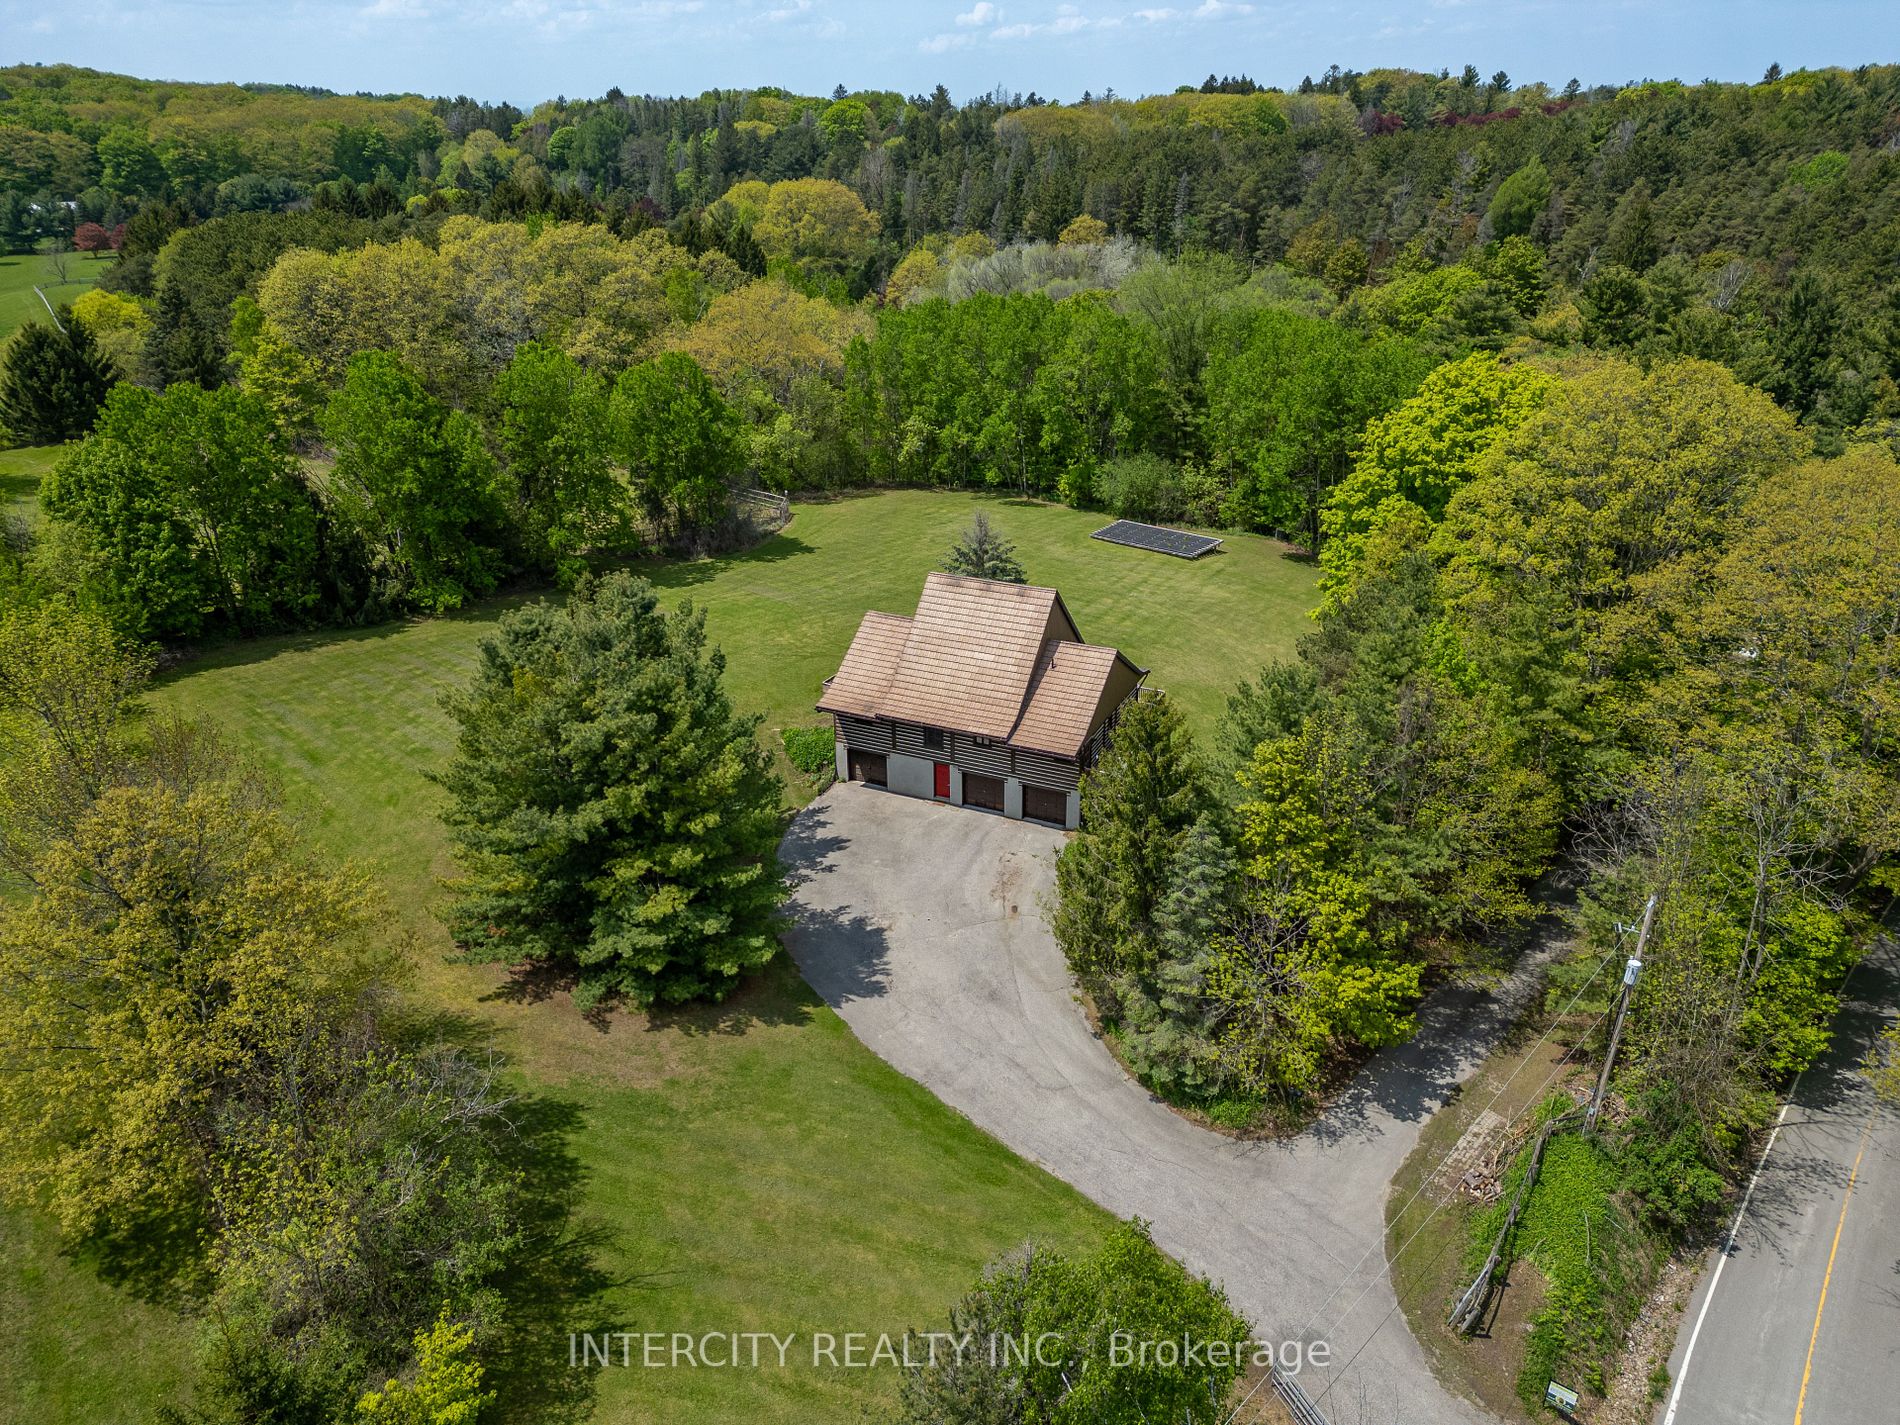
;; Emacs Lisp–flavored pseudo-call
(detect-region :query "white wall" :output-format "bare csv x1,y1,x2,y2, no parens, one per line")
887,751,936,800
833,732,849,780
1003,777,1023,820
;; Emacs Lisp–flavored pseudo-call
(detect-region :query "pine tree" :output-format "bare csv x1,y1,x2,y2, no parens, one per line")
0,317,117,443
436,573,787,1009
941,510,1026,582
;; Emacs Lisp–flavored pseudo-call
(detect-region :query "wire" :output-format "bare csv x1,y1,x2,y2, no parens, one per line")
1220,940,1625,1425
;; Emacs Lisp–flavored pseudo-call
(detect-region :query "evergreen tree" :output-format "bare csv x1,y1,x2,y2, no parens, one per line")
144,279,224,389
0,317,117,443
436,573,787,1009
941,509,1026,582
1115,813,1237,1097
1051,694,1211,987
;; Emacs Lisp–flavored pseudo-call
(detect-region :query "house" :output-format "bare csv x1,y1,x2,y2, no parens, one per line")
817,572,1147,830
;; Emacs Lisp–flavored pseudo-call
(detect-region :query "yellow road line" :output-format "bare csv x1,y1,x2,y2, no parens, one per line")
1793,1116,1875,1425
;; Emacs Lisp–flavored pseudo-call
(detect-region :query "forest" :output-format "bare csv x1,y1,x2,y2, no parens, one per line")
1,52,1898,1425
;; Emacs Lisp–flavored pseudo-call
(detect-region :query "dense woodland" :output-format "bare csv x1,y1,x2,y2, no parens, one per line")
1,55,1898,1425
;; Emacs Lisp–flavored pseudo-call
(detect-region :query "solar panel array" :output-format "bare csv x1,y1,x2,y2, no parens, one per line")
1090,519,1224,560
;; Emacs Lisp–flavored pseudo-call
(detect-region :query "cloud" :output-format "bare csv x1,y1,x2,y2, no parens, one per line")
919,30,974,51
956,1,998,23
988,4,1100,40
1132,6,1177,18
1192,0,1252,15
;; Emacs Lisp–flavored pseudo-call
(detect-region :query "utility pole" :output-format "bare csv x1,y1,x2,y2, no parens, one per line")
1587,894,1656,1132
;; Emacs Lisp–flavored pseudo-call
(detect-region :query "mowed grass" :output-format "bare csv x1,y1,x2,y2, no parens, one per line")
6,490,1316,1423
0,250,107,341
1,443,62,526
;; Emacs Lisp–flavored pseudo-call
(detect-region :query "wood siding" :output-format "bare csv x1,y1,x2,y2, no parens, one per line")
1014,748,1080,792
953,733,1013,779
837,714,891,751
893,722,949,759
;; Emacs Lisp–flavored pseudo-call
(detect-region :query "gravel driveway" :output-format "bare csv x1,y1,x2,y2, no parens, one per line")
783,782,1525,1425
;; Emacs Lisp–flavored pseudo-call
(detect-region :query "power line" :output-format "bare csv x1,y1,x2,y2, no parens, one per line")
1220,941,1625,1425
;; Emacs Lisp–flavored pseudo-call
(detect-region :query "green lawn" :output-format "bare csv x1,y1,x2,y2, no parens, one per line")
1,443,62,526
0,249,107,342
5,490,1318,1423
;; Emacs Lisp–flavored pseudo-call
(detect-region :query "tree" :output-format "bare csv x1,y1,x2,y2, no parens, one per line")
321,351,508,613
1437,357,1806,786
0,732,385,1246
1318,352,1553,605
1114,814,1237,1098
609,352,743,540
1205,308,1432,541
897,1221,1249,1425
356,1308,495,1425
238,322,326,444
1487,234,1548,317
1057,213,1109,246
46,384,321,638
72,221,113,256
1052,694,1212,986
752,177,879,274
1603,180,1660,271
0,318,117,443
1205,725,1422,1097
489,341,626,581
941,510,1026,582
69,288,151,374
436,573,787,1009
0,602,151,878
1870,1026,1900,1106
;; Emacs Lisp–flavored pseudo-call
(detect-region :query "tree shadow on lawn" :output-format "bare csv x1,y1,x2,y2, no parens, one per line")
479,953,822,1040
63,1198,214,1310
633,531,817,591
152,590,549,681
482,1090,619,1425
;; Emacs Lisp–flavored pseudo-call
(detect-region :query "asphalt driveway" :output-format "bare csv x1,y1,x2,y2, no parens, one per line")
783,782,1531,1425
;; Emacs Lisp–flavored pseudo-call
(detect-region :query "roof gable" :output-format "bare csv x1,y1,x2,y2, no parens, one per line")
877,573,1059,740
818,571,1144,756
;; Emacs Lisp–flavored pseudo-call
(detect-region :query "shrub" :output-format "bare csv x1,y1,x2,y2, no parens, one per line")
1095,453,1185,523
780,724,836,778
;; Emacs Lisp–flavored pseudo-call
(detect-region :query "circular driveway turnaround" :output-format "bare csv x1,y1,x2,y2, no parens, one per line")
783,783,1530,1425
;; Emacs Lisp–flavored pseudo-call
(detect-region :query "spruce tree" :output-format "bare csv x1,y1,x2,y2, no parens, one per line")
1051,693,1211,987
436,573,787,1009
941,510,1026,583
1115,813,1237,1096
0,317,117,443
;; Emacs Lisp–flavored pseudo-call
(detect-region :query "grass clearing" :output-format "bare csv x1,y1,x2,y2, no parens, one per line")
1,443,62,526
6,490,1315,1423
0,250,108,342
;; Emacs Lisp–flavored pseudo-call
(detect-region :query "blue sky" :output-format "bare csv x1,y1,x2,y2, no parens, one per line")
3,0,1895,107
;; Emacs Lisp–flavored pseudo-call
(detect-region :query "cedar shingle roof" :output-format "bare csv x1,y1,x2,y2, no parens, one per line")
818,572,1142,759
1009,641,1121,758
815,611,911,719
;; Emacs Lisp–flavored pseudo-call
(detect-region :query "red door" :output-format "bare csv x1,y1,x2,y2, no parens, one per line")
933,762,950,799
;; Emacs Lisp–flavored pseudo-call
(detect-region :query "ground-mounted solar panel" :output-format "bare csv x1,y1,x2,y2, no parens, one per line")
1089,519,1224,560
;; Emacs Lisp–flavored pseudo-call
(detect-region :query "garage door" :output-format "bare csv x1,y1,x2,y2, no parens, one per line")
848,749,887,786
1022,784,1069,826
962,772,1005,811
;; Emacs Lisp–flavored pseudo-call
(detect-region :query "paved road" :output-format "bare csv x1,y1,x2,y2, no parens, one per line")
782,784,1546,1425
1659,937,1900,1425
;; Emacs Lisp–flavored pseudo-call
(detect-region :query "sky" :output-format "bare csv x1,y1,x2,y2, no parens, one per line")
2,0,1896,108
